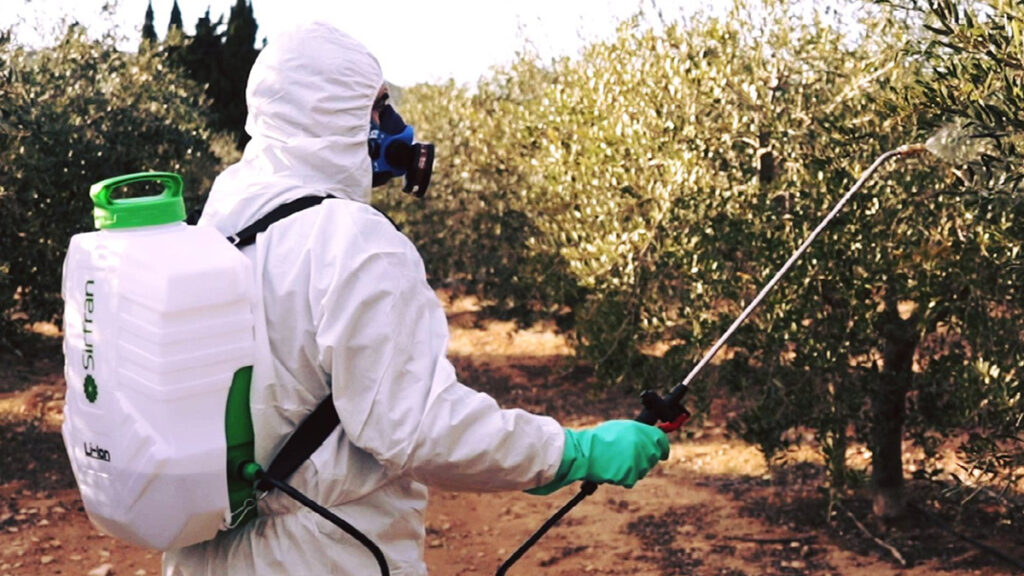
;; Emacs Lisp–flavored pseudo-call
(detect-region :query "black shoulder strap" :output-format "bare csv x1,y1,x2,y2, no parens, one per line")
228,195,331,248
225,194,341,488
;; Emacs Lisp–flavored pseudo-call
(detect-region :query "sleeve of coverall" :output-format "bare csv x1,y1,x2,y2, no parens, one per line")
312,205,566,492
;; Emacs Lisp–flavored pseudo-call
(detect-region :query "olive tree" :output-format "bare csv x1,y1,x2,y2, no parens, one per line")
392,59,581,321
383,0,1022,521
0,26,226,343
879,0,1024,512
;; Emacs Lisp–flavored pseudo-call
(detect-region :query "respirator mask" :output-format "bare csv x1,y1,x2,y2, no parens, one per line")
369,97,435,197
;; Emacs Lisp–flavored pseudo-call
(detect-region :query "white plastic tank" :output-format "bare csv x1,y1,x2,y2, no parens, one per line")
61,172,257,550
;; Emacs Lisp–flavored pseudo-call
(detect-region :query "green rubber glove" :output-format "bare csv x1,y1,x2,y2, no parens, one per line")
527,420,670,496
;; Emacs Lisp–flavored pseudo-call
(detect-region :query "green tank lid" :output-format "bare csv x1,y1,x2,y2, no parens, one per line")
90,172,186,230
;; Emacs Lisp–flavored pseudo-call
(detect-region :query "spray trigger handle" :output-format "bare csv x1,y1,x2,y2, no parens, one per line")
657,412,691,433
637,388,690,432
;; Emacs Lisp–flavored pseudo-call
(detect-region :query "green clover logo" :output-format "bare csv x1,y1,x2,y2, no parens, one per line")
84,375,98,403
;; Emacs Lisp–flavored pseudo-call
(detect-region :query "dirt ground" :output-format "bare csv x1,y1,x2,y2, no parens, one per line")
1,293,1021,576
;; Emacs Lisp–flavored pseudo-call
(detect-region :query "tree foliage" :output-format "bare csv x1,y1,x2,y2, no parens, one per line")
140,2,157,49
391,0,1021,512
880,0,1024,506
0,27,226,342
168,0,184,35
219,0,260,147
145,0,260,150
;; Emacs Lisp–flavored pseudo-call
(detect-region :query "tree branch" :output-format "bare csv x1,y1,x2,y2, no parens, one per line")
834,500,907,566
723,534,817,544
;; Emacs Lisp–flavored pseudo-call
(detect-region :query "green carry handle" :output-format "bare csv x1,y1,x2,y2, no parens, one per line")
90,172,186,230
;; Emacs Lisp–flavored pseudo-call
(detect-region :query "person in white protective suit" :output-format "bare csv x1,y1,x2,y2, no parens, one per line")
164,21,670,576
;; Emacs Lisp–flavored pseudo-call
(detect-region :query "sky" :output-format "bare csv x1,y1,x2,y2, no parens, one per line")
1,0,710,87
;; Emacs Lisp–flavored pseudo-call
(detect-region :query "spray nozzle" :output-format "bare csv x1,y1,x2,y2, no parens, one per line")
896,143,928,157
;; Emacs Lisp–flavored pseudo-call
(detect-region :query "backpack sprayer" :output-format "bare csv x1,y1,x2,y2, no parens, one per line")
62,174,392,576
496,142,932,575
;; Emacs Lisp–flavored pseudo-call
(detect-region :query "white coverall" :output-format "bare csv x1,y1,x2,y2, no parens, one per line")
163,22,565,576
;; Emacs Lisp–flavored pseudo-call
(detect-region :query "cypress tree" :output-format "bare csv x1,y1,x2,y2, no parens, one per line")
148,0,261,151
183,10,226,111
168,0,184,33
222,0,260,147
140,1,158,49
225,0,258,53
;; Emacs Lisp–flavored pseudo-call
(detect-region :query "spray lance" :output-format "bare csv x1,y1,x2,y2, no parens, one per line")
496,142,935,575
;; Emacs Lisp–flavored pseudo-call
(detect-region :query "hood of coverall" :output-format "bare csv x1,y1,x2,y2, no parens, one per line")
198,22,384,235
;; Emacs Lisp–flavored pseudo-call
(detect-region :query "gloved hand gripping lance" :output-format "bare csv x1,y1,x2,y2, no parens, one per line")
497,143,928,575
495,383,691,575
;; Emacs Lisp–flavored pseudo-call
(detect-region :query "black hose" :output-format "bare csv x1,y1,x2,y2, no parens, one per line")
495,481,598,575
250,468,391,576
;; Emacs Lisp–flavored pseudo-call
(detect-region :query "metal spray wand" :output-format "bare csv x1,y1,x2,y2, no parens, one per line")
496,143,929,575
663,143,928,403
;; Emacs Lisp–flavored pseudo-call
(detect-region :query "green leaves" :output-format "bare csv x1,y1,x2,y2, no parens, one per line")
388,0,1020,498
891,0,1024,495
0,27,225,341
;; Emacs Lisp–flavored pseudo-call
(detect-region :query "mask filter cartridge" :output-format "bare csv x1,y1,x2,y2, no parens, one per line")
369,104,435,197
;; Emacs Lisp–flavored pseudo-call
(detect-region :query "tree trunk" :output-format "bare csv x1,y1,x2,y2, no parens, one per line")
758,131,776,187
871,294,918,521
828,416,848,492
